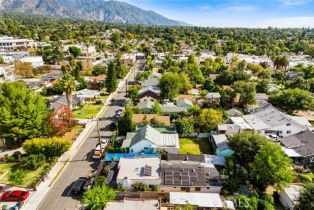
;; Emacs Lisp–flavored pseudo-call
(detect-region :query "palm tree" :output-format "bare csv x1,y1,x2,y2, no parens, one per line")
82,185,116,210
60,73,76,110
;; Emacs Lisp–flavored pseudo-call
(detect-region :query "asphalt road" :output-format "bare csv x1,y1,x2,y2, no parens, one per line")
37,63,141,210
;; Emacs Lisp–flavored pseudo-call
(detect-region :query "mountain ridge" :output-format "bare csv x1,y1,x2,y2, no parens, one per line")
0,0,190,26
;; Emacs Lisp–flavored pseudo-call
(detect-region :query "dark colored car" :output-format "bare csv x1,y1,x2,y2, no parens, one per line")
109,122,117,131
1,190,29,202
71,178,87,195
82,177,95,191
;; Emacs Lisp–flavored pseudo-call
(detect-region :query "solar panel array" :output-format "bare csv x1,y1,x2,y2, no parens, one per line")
164,170,198,186
144,165,152,176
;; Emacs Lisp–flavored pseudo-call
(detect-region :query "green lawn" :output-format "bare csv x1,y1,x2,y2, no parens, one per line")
179,138,212,155
63,125,84,142
73,103,103,119
0,163,51,188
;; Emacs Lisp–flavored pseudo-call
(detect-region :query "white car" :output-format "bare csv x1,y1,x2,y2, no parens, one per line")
268,134,280,140
92,144,105,159
101,140,108,149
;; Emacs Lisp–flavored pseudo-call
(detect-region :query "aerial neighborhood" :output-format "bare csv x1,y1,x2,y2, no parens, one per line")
0,7,313,210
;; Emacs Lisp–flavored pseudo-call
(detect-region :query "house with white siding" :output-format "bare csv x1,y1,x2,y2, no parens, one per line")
122,125,180,154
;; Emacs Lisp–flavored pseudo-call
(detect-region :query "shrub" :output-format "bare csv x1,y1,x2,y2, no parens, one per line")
151,185,159,191
23,137,71,158
9,169,25,185
132,182,148,192
95,99,103,104
94,176,107,187
116,183,127,192
20,154,46,170
11,151,23,161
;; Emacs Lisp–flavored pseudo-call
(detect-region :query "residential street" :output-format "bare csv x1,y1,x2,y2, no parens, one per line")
37,63,140,210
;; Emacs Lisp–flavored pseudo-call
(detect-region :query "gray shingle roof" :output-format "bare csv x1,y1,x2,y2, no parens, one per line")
280,130,314,157
123,125,179,148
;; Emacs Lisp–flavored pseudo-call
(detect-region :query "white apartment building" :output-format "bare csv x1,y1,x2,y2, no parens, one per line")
0,36,36,52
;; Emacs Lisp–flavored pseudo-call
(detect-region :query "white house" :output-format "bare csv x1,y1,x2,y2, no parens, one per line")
74,88,100,102
279,184,304,210
106,199,160,210
122,125,180,154
122,54,136,65
63,44,97,56
229,107,311,138
169,192,223,209
19,56,44,68
116,157,161,190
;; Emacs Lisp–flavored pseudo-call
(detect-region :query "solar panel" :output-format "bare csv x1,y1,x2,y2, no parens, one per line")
190,177,198,182
174,180,181,185
165,176,173,180
173,176,180,180
181,171,189,176
173,171,180,176
144,165,152,176
165,179,174,185
181,180,190,186
190,172,197,177
165,171,173,176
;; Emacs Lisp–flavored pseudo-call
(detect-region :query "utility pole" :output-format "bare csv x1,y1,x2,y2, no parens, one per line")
96,120,103,157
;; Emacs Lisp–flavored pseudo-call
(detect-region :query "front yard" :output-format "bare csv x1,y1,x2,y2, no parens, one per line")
0,162,51,188
73,103,104,119
62,125,84,142
179,138,212,155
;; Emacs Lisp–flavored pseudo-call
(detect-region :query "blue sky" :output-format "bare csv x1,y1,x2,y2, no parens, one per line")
118,0,314,27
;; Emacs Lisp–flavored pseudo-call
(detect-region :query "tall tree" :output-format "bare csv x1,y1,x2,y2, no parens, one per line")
0,82,48,148
159,72,182,100
118,108,134,136
252,143,294,191
106,61,118,93
269,88,314,113
60,73,76,110
196,108,224,132
233,81,256,107
68,46,81,58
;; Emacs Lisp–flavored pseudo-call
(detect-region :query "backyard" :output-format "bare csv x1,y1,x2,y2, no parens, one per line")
73,103,103,119
179,138,212,155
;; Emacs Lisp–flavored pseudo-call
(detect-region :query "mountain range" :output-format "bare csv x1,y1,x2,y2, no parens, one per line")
0,0,189,26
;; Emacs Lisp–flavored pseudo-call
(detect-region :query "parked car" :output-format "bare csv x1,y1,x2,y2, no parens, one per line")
82,176,95,191
268,134,280,140
1,190,29,202
109,122,117,131
114,109,123,118
92,144,105,159
72,178,87,195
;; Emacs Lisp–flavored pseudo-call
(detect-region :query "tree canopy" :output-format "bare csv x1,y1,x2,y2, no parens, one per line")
0,82,49,148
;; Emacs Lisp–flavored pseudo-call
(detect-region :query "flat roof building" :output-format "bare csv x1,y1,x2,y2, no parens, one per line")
116,157,161,190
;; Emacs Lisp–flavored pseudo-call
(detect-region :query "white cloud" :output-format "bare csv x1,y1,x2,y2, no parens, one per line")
257,16,314,27
223,5,258,12
279,0,312,5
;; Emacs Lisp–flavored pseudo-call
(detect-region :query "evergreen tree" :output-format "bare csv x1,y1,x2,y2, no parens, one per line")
0,82,49,148
106,61,118,93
